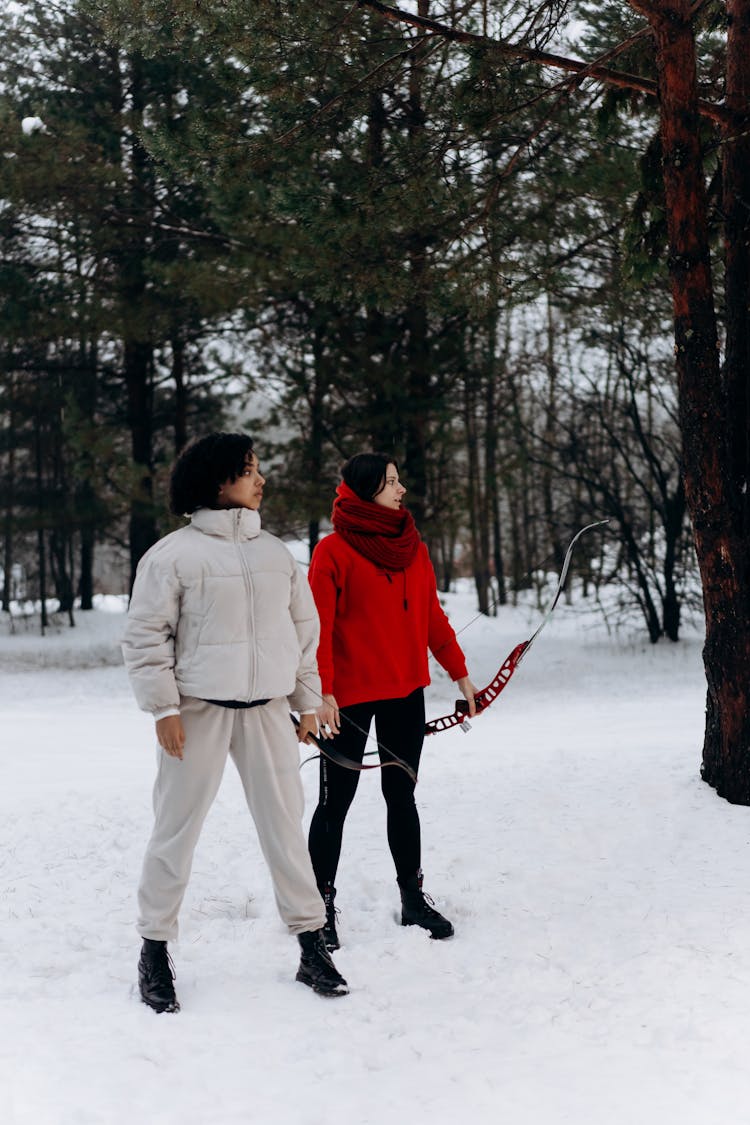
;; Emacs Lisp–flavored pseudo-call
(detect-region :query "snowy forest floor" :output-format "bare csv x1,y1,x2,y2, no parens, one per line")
1,586,749,1125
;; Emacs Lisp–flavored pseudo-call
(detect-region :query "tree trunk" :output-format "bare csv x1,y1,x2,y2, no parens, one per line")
123,53,158,588
542,297,565,575
661,482,685,642
629,0,750,799
307,321,327,558
2,373,15,613
79,520,94,610
723,0,750,516
484,269,506,610
172,333,188,454
402,0,431,533
126,339,157,589
34,409,48,633
700,0,750,799
464,359,491,614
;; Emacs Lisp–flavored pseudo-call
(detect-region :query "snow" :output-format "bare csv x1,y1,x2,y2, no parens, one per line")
20,116,45,135
2,589,748,1125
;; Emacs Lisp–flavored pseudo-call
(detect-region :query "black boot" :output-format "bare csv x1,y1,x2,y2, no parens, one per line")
322,885,340,951
399,873,454,939
138,938,180,1013
296,929,348,997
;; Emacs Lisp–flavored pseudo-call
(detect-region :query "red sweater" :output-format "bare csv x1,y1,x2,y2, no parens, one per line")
308,532,468,708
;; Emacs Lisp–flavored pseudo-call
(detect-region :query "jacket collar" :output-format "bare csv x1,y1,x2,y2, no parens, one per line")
191,507,262,540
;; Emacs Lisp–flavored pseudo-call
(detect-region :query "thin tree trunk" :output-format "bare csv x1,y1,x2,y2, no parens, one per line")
308,322,327,557
484,279,505,610
122,52,158,587
2,373,15,613
172,333,188,454
542,297,565,575
126,339,157,588
403,0,432,533
464,362,490,614
662,481,685,641
34,409,48,633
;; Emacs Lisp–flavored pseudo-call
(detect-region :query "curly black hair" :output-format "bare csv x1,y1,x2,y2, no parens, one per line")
169,432,255,515
341,452,398,502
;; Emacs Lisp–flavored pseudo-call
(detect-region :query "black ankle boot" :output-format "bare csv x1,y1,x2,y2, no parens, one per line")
322,885,340,951
296,929,348,997
399,873,454,939
138,938,180,1013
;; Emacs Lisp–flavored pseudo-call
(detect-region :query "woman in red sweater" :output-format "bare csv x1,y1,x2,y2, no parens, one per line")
307,452,477,949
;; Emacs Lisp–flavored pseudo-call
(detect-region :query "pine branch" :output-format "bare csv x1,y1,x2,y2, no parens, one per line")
356,0,731,125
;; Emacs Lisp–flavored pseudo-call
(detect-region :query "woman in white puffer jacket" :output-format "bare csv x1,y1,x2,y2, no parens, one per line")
123,432,348,1011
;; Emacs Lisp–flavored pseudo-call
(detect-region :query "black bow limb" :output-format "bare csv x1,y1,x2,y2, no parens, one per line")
290,713,418,784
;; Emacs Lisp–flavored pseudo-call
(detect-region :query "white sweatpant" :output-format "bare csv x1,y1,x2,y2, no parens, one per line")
137,696,325,941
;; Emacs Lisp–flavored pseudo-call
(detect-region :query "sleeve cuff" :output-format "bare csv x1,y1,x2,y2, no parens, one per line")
152,706,180,721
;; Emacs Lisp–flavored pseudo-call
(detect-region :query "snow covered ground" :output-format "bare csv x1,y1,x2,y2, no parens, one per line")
1,585,748,1125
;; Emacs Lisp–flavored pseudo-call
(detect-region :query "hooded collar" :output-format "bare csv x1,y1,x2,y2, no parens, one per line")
190,506,262,540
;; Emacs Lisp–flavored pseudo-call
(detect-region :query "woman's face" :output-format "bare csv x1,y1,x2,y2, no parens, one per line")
373,463,406,510
217,453,266,510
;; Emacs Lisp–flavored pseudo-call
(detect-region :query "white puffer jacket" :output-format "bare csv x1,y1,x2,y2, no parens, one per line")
122,507,321,716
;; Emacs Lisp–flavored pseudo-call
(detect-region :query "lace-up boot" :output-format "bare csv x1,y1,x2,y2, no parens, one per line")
322,885,340,951
296,929,348,997
138,938,180,1013
399,872,454,939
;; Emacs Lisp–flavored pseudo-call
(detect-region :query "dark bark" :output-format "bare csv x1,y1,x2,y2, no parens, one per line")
78,519,94,611
464,359,491,615
698,0,750,799
73,215,97,612
2,374,15,613
485,359,506,608
34,410,48,633
172,334,188,454
307,322,327,557
483,180,507,608
661,481,685,641
122,54,158,587
126,339,157,588
402,2,432,532
542,299,565,575
627,0,750,798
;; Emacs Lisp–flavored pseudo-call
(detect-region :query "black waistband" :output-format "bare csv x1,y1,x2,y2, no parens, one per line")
202,698,271,710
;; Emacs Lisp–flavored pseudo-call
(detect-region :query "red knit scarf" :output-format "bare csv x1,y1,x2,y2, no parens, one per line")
331,481,420,571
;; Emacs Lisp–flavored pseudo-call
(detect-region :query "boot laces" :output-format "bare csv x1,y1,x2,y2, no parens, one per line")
419,891,444,919
145,945,177,990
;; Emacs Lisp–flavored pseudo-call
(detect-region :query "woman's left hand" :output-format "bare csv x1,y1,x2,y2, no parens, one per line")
456,676,478,718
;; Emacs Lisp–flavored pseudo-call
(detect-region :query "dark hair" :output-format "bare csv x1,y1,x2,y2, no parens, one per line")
170,432,254,515
341,452,398,502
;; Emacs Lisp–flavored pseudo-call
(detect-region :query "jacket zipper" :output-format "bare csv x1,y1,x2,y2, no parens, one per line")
234,509,257,702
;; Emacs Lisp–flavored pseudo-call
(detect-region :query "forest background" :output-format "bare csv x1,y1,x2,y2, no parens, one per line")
0,0,695,630
2,2,746,789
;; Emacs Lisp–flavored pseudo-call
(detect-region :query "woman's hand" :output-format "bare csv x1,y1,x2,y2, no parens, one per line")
156,714,186,760
296,713,319,745
317,694,341,739
456,676,478,718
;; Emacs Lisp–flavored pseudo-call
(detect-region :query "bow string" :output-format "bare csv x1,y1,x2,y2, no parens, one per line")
424,520,609,736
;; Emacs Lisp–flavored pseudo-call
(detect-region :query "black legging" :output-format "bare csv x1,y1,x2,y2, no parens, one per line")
307,688,426,889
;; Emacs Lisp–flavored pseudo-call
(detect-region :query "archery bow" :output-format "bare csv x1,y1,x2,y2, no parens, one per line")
291,712,418,783
424,519,609,736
